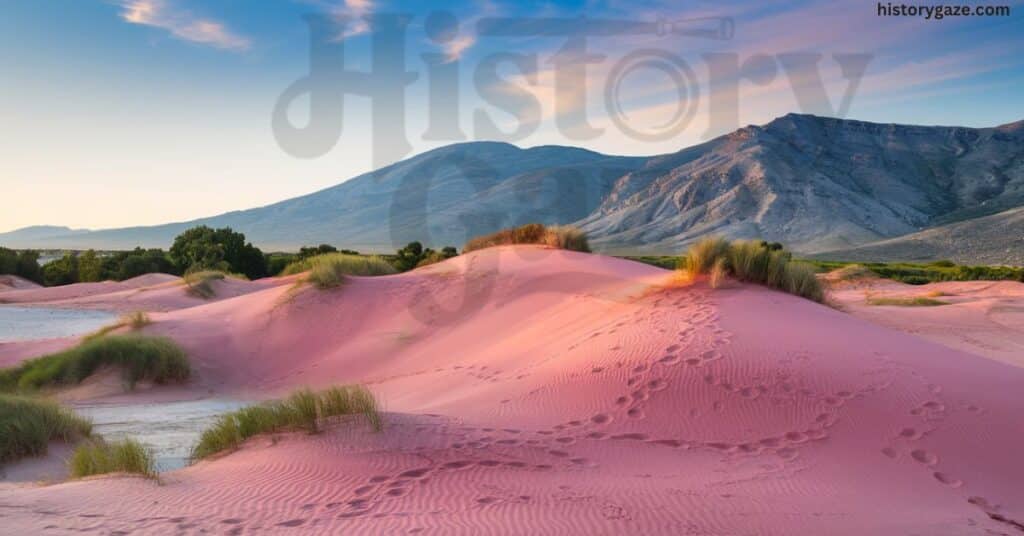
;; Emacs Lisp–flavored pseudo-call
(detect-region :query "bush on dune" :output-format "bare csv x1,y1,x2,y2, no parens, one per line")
0,394,93,464
0,335,190,393
283,253,397,289
68,438,156,479
463,223,591,253
182,270,242,299
681,238,825,302
190,385,381,461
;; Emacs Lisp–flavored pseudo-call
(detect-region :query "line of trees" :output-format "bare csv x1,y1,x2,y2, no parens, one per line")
1,226,461,287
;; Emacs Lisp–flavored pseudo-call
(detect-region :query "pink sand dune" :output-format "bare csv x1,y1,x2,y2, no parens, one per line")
833,278,1024,368
0,273,292,312
2,246,1023,534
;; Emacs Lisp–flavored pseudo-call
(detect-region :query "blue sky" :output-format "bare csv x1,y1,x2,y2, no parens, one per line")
1,0,1022,232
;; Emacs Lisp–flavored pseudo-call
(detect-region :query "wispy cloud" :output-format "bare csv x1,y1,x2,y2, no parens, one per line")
443,34,476,62
119,0,251,52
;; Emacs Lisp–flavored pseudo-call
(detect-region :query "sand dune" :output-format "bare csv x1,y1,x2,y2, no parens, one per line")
832,278,1024,368
0,273,291,312
2,246,1023,534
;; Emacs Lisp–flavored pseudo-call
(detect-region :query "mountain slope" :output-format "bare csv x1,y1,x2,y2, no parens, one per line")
2,115,1022,256
813,205,1024,265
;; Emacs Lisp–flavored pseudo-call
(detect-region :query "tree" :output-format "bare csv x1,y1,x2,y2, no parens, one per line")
77,250,104,282
42,254,78,286
297,244,338,260
169,226,267,279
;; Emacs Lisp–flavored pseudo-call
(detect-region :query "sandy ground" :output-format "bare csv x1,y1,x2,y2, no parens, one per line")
2,247,1023,534
830,278,1024,368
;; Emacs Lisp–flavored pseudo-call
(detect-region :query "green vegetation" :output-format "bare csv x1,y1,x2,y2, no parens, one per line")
628,253,1023,285
181,270,240,299
190,385,381,461
68,438,156,479
806,259,1024,285
0,247,43,283
391,241,458,271
0,335,190,393
169,226,267,280
284,253,398,289
463,223,591,253
0,394,93,464
865,295,949,307
82,311,152,342
681,238,825,302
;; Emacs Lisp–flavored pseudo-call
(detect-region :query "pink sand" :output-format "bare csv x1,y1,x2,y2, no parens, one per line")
2,246,1023,534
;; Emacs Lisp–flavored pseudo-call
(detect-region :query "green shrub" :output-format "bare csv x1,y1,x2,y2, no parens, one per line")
0,335,190,392
68,438,156,479
680,238,825,302
190,385,381,461
463,223,591,253
0,394,93,464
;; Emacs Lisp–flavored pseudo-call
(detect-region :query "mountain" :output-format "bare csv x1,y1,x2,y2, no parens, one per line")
3,114,1023,260
812,206,1024,265
0,226,90,243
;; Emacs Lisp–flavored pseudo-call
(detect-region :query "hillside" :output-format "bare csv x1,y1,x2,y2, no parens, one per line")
2,115,1022,258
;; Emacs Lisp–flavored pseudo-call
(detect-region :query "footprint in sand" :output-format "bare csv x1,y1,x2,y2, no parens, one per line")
910,449,938,466
933,472,963,487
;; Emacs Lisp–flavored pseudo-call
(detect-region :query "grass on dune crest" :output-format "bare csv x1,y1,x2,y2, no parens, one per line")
190,385,382,461
681,238,825,302
463,223,592,253
0,394,93,464
68,438,156,479
0,335,190,393
283,253,397,290
182,270,248,299
865,295,949,307
82,311,152,342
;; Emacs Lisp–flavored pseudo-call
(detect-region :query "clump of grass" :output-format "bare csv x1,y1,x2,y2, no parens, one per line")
183,270,227,299
190,385,381,461
924,289,950,298
284,253,397,290
463,223,591,253
682,237,732,275
0,335,190,392
543,225,591,252
830,264,876,281
680,237,825,302
866,295,948,307
0,394,93,464
82,311,152,343
68,438,156,479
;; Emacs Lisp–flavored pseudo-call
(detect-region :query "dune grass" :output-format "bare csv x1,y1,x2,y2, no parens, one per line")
829,264,876,281
866,295,949,307
81,311,152,342
68,438,156,479
182,270,229,299
283,253,397,290
190,385,381,461
0,394,93,464
681,238,825,302
463,223,592,253
0,335,190,393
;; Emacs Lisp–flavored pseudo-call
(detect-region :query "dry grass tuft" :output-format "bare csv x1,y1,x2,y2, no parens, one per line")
463,223,591,253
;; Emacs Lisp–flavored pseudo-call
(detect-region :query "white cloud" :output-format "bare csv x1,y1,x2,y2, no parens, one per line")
119,0,251,52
